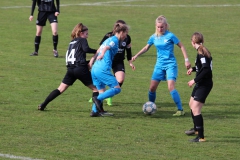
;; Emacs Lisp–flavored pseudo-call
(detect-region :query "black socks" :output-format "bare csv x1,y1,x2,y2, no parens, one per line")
41,89,61,107
194,114,204,138
34,36,41,53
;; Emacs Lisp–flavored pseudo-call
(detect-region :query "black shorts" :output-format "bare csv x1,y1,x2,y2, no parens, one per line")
62,66,93,86
112,61,125,74
191,81,213,103
36,11,58,26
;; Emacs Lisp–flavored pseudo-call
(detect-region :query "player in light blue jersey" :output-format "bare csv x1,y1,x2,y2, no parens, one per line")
132,15,191,116
89,23,130,117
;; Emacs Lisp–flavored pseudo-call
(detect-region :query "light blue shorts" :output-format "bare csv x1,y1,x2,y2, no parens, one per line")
151,66,178,82
91,67,119,90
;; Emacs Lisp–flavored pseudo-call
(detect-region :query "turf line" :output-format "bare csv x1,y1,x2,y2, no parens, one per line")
1,1,240,9
0,153,44,160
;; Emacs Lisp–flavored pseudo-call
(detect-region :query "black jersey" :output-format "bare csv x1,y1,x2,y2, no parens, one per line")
193,53,212,84
99,32,132,63
30,0,60,16
66,38,96,66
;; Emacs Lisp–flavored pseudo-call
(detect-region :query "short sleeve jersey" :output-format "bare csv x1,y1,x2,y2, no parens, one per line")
66,38,96,66
99,32,132,62
147,30,179,68
93,36,119,70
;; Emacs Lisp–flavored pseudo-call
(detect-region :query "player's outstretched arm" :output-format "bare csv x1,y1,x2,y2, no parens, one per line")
132,44,151,61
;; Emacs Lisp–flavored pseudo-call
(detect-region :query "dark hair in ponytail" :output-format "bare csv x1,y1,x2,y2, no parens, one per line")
192,32,211,58
112,23,129,34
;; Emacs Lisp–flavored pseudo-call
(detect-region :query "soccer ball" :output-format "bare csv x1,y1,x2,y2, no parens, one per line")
142,101,157,115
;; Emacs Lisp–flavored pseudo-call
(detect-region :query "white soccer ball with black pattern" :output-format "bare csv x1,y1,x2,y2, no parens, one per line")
142,101,157,115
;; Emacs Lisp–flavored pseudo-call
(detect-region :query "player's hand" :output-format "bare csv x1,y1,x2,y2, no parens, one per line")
187,68,193,75
55,12,60,16
29,16,33,21
188,79,195,87
96,54,104,60
131,55,137,61
129,61,135,71
185,61,191,69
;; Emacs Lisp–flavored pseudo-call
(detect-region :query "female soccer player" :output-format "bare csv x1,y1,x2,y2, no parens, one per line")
89,23,130,116
89,20,135,106
38,23,98,111
185,32,213,142
29,0,60,57
132,15,191,116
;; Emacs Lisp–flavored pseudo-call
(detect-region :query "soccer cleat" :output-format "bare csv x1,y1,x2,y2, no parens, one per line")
106,97,112,106
53,50,59,58
190,136,206,142
185,128,198,135
173,110,185,116
90,111,102,117
30,52,38,56
92,97,102,112
38,104,45,111
88,98,93,103
100,111,114,116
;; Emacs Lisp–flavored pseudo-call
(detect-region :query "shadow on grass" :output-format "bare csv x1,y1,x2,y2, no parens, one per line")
212,136,240,143
111,101,240,120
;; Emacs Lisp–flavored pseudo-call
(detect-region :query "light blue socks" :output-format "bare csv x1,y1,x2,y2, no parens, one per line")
170,89,183,110
148,91,156,102
98,88,121,101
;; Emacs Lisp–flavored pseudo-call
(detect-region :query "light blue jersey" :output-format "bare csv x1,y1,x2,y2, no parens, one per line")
147,31,180,82
93,36,119,70
147,30,179,68
92,36,119,90
147,31,183,111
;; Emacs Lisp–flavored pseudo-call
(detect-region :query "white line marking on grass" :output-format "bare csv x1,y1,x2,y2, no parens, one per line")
1,0,240,9
0,153,44,160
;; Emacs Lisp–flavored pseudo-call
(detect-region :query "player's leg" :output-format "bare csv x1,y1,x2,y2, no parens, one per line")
166,67,184,116
148,80,160,102
80,67,104,113
50,22,59,57
189,84,212,142
108,67,125,106
86,84,102,117
38,69,75,111
185,86,198,135
189,100,205,142
168,80,185,116
96,71,121,101
149,67,163,103
48,12,59,57
93,72,120,116
30,12,46,56
115,71,124,87
38,82,69,111
98,86,121,101
185,97,198,135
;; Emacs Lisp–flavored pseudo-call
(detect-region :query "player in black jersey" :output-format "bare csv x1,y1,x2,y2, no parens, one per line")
89,20,135,106
185,32,213,142
38,23,100,113
29,0,60,57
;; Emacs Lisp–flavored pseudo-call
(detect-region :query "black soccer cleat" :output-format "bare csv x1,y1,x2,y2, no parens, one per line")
100,111,114,116
38,104,45,111
92,97,103,112
190,136,206,142
185,128,198,135
90,111,102,117
53,50,59,58
30,52,38,56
